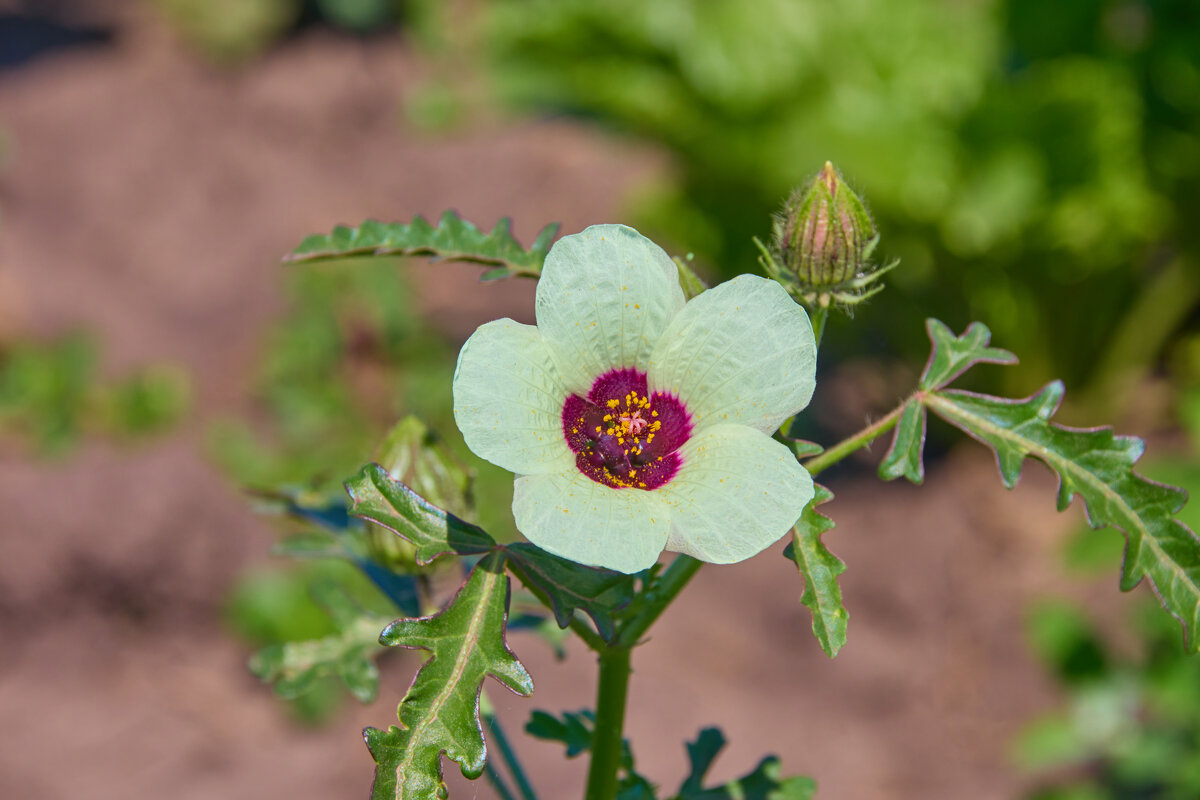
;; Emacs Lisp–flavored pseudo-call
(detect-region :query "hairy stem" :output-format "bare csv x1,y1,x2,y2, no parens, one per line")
801,402,906,479
584,646,633,800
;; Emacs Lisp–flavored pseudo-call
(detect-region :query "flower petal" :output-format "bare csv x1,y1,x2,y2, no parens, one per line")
657,424,813,564
512,471,671,573
648,275,816,435
536,225,686,395
453,319,574,475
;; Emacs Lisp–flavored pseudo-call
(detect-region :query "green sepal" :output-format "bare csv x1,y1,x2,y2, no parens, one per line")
375,416,473,518
672,727,817,800
918,319,1017,391
367,551,532,800
346,463,495,564
925,384,1200,652
878,401,927,484
249,582,393,703
783,485,848,658
504,542,637,641
286,211,557,280
673,255,709,300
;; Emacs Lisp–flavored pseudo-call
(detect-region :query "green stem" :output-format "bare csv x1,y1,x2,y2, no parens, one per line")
481,693,539,800
584,646,633,800
801,402,906,479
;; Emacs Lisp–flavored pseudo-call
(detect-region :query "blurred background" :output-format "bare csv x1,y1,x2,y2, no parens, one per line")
1,0,1199,798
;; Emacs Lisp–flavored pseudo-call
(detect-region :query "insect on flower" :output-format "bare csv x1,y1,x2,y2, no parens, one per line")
453,225,817,573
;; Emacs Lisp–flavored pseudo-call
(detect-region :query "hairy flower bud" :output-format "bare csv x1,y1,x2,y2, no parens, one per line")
757,162,896,311
782,162,874,288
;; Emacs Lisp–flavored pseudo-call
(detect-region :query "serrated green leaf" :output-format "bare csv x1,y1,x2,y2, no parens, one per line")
346,463,495,564
249,583,392,704
367,551,532,800
878,401,927,484
918,319,1017,391
505,542,636,641
924,384,1200,652
783,485,847,658
286,210,557,279
672,727,817,800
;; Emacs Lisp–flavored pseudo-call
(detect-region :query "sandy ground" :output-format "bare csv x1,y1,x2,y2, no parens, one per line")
0,8,1141,800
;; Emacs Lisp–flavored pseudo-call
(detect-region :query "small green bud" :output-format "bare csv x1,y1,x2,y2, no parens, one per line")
756,162,897,311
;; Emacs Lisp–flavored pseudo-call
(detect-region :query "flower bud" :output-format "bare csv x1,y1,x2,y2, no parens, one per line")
365,416,474,574
781,162,875,288
757,162,896,310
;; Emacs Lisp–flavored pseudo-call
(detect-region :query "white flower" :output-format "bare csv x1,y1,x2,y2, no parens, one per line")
453,225,816,573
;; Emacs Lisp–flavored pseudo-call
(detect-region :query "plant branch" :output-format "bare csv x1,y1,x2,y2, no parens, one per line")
802,402,908,479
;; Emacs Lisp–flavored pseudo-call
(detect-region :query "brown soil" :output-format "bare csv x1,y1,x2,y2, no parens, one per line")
0,7,1138,800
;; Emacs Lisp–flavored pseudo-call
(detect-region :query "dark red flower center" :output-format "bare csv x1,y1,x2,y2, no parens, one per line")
562,367,691,490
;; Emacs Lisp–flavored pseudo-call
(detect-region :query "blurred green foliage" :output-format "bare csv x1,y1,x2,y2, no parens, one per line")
208,256,517,535
216,258,522,723
225,558,396,723
146,0,413,64
0,332,190,454
209,258,453,488
476,0,1200,402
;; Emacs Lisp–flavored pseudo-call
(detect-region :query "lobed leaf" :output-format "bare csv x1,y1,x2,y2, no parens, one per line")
878,401,927,484
672,727,817,800
505,542,637,641
286,210,558,280
884,320,1200,652
925,384,1200,651
346,463,495,564
917,319,1016,391
367,551,533,800
783,485,848,657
